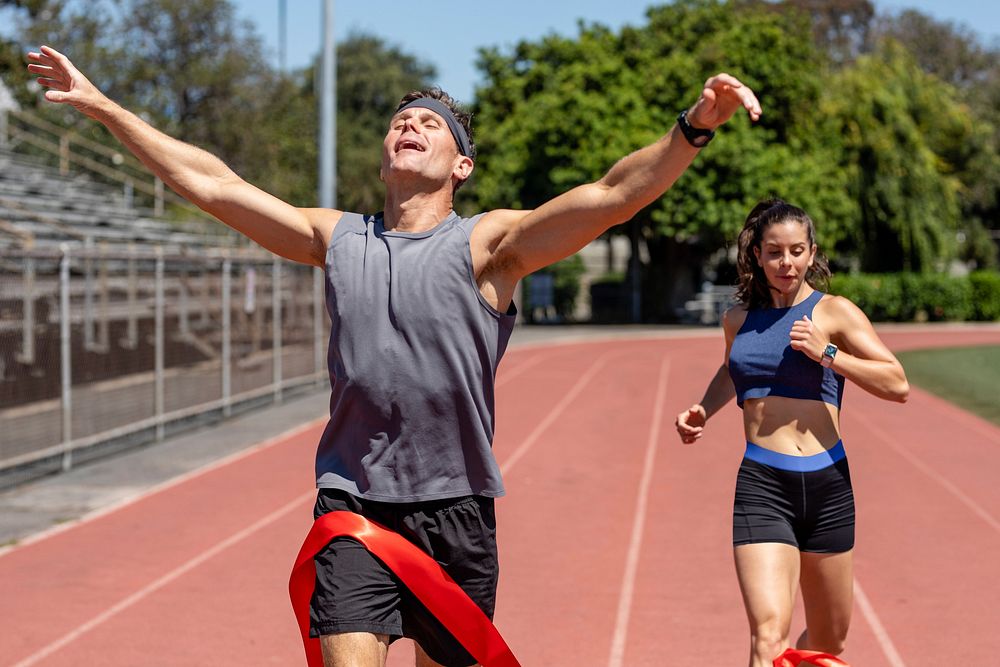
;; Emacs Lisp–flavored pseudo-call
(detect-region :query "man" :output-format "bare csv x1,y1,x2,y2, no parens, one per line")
28,45,761,667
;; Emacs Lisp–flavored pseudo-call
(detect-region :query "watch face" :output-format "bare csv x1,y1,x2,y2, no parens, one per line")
824,343,837,357
691,134,711,148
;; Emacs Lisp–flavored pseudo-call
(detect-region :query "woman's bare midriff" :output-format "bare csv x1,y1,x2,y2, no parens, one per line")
742,395,841,456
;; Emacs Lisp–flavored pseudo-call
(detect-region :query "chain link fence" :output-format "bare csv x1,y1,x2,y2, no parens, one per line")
0,244,329,489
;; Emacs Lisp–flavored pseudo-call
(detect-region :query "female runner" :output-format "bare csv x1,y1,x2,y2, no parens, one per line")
675,199,909,666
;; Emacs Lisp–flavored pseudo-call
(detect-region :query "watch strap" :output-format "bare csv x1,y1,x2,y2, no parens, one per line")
820,343,838,368
677,109,715,148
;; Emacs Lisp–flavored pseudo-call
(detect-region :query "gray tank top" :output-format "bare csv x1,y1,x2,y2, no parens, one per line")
315,211,516,501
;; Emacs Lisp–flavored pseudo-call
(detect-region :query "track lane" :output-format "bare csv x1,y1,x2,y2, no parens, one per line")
491,343,662,665
1,328,997,666
1,425,323,666
843,385,1000,665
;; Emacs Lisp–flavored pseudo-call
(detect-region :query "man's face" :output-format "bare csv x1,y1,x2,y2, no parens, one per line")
380,107,472,188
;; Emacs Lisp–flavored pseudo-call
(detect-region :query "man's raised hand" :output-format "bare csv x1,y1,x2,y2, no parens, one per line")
27,46,107,118
686,72,762,130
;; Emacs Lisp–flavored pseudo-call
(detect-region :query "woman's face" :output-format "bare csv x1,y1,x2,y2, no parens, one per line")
753,220,817,297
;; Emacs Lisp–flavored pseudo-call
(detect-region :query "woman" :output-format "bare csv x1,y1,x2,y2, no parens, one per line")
675,199,909,666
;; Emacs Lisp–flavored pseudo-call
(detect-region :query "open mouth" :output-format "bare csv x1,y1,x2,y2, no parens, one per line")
395,139,425,153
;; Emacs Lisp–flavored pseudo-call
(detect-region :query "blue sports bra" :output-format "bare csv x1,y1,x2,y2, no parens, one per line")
728,290,845,409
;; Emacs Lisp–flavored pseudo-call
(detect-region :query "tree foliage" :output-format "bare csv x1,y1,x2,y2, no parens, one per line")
333,34,437,213
822,40,976,271
1,0,436,212
2,0,998,309
770,0,876,65
469,0,997,314
871,10,1000,268
471,0,856,318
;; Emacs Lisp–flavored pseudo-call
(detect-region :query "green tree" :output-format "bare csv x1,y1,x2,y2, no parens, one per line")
772,0,876,65
871,10,1000,268
822,40,976,271
2,0,437,217
264,33,437,210
334,34,437,213
776,1,999,269
471,0,854,320
875,10,997,90
0,38,33,107
102,0,281,187
5,0,270,192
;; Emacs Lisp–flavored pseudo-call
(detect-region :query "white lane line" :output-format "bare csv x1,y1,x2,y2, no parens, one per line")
607,356,670,667
854,577,908,667
496,353,548,389
0,418,327,559
499,351,615,476
10,489,315,667
852,411,1000,534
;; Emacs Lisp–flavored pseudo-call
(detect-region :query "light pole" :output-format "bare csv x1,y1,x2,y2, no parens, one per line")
278,0,286,72
319,0,336,210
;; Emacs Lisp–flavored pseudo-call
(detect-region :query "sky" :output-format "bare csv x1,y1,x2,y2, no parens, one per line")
231,0,1000,103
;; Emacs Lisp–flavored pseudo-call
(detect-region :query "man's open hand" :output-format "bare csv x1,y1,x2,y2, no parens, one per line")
687,73,762,130
27,45,108,118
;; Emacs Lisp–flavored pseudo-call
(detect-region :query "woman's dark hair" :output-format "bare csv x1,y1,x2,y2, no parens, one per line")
735,198,831,309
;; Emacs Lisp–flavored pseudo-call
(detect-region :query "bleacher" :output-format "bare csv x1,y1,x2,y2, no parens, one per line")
681,283,737,325
0,146,225,250
0,106,325,490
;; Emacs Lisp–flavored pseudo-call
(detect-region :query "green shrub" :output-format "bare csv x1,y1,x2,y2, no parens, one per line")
914,274,971,321
896,273,921,321
969,271,1000,321
830,271,996,322
829,273,905,321
523,253,586,322
552,254,586,318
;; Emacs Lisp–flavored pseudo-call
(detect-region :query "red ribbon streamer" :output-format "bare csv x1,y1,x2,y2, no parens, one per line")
289,510,521,667
773,648,850,667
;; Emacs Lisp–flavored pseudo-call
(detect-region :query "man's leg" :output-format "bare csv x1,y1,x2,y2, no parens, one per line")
402,496,498,667
321,631,391,667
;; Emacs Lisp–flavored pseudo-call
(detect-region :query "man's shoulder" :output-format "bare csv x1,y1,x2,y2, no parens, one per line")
332,210,373,231
478,208,528,226
465,208,525,246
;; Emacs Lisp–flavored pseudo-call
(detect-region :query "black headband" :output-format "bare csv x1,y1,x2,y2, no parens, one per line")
397,98,473,158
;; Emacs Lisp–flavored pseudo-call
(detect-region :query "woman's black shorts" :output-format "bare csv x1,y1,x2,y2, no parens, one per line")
733,441,855,553
309,488,498,667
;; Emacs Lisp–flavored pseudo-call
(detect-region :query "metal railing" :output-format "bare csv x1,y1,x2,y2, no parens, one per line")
1,107,215,223
0,243,329,489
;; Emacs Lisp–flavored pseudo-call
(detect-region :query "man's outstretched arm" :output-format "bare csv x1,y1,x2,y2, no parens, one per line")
479,73,761,282
27,46,337,267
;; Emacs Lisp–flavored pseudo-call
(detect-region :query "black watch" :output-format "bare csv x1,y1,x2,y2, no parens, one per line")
677,109,715,148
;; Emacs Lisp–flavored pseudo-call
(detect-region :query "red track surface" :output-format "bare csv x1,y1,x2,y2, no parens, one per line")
2,327,998,666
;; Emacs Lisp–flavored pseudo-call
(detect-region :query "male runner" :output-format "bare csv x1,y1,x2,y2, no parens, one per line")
28,44,761,667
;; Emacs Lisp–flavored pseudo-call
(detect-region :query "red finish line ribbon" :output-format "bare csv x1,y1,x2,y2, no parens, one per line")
289,510,521,667
773,648,850,667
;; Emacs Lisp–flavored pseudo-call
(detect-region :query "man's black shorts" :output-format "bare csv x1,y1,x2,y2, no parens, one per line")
309,488,498,667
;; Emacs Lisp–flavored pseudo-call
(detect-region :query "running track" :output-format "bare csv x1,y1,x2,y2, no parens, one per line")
2,327,998,666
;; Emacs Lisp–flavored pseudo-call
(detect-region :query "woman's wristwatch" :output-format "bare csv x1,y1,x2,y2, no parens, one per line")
820,343,838,368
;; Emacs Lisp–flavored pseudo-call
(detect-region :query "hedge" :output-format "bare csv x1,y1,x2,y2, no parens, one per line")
828,271,1000,322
